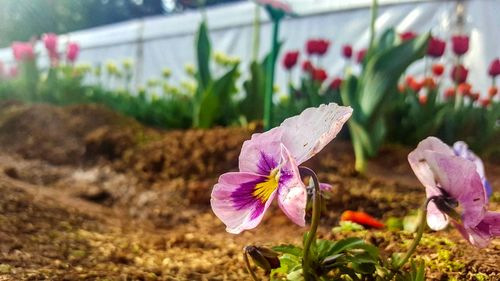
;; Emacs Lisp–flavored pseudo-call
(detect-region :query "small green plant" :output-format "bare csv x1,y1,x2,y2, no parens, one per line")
340,27,429,173
192,21,241,128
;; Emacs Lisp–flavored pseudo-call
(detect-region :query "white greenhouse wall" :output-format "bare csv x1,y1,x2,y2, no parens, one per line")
0,0,498,96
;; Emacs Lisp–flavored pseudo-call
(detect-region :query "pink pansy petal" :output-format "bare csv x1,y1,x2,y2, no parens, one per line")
408,138,453,228
453,141,491,198
427,201,449,231
280,103,352,164
408,137,454,194
239,128,284,174
482,212,500,236
211,172,278,234
453,141,486,179
423,151,486,228
276,144,307,227
452,221,490,248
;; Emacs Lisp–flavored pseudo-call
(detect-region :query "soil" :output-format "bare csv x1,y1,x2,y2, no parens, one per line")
0,101,499,281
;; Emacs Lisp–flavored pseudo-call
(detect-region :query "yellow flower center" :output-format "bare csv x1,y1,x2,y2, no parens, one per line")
252,169,280,203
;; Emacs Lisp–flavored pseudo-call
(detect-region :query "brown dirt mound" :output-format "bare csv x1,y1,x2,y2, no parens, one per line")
0,102,143,165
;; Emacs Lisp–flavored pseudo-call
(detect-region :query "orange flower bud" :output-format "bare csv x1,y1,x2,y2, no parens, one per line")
488,87,498,98
423,77,436,90
457,83,472,96
480,98,491,107
398,84,406,94
444,87,456,100
419,95,428,105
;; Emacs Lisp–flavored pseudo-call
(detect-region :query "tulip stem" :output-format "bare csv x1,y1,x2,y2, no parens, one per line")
243,251,261,281
264,19,280,131
299,166,321,280
368,0,378,51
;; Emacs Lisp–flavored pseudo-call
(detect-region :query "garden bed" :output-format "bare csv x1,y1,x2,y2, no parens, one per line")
0,102,499,280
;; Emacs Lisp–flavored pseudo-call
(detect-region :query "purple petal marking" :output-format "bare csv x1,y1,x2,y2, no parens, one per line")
231,175,268,219
257,151,278,175
211,172,279,234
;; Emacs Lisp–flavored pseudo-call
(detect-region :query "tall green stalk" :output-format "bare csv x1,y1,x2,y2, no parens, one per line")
368,0,378,51
264,19,280,130
252,5,261,62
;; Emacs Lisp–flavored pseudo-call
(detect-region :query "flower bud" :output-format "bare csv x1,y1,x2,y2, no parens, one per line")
244,246,280,272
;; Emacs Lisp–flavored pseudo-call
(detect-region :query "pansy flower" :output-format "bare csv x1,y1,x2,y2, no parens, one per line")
452,141,492,197
408,137,500,247
211,103,352,234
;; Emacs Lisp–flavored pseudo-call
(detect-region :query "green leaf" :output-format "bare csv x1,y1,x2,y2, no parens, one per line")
359,33,430,118
195,21,212,94
377,28,396,52
195,64,239,128
325,237,365,256
272,244,303,257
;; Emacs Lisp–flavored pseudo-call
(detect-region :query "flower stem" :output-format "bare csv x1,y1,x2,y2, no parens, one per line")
368,0,378,51
393,198,431,270
299,166,321,280
263,19,280,131
252,5,261,62
243,250,260,281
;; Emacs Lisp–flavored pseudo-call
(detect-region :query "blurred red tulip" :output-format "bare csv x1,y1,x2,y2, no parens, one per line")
488,87,498,98
444,87,456,99
406,76,422,92
282,51,299,70
400,31,417,41
457,83,472,97
312,68,327,82
427,36,446,58
306,39,330,56
451,35,469,56
340,210,384,229
329,77,342,90
488,58,500,77
302,60,314,73
451,64,468,84
356,48,367,64
479,98,491,107
423,77,436,90
431,63,444,76
470,92,480,102
342,44,352,59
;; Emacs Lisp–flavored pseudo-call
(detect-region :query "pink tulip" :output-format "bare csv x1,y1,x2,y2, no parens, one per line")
42,33,58,54
12,42,35,61
66,42,80,63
